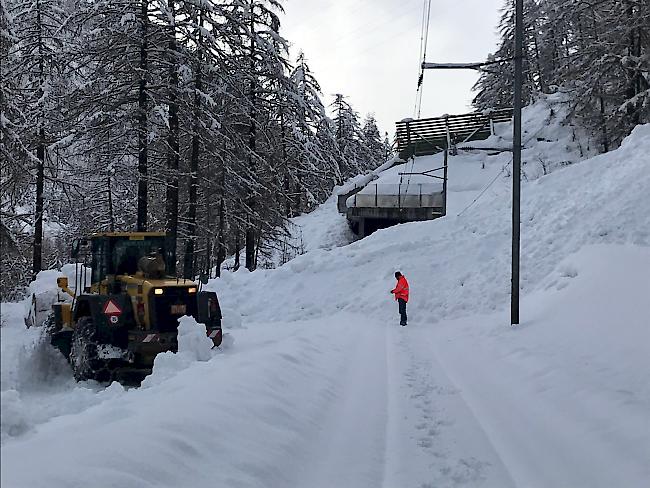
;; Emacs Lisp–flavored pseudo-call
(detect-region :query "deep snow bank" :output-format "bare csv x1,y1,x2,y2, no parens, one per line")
0,275,221,446
415,244,650,487
210,122,650,326
1,312,375,488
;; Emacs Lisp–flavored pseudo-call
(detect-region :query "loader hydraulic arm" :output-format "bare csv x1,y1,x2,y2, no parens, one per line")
57,277,76,299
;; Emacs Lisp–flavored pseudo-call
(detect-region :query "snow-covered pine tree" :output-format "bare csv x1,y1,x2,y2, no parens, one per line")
360,114,385,170
1,0,33,296
4,0,71,277
63,0,168,237
278,52,331,216
474,0,649,151
566,0,650,149
331,93,365,180
180,5,205,279
231,0,289,270
472,0,536,111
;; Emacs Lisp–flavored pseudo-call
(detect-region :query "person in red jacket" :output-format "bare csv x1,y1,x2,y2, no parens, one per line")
390,271,409,326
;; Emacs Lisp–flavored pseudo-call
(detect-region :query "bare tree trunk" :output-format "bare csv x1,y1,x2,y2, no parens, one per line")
624,1,642,125
33,128,45,277
280,111,292,217
599,95,609,153
234,230,240,271
107,176,115,231
215,166,226,277
532,32,546,93
294,180,302,213
137,0,149,231
205,191,212,279
245,0,256,271
254,228,262,269
165,0,179,274
183,10,203,279
32,0,46,278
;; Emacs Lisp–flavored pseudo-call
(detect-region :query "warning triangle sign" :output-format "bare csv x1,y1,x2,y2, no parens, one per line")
103,299,122,316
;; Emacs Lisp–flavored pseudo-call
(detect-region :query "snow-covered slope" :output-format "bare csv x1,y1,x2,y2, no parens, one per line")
212,117,649,326
2,102,649,487
255,194,355,269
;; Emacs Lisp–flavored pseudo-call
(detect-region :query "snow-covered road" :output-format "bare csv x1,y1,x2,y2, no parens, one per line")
0,312,518,488
286,316,514,488
5,275,647,488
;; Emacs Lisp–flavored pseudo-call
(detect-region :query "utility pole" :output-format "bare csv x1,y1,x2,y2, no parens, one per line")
511,0,523,326
420,0,525,326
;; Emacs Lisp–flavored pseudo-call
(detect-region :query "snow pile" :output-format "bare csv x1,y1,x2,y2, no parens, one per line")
220,306,243,329
177,316,214,361
23,264,92,327
142,316,216,388
1,284,104,445
0,390,30,440
0,327,118,445
25,264,91,300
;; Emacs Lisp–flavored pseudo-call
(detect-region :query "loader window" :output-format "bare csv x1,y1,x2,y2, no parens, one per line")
116,246,140,275
91,238,110,284
112,238,167,276
89,236,171,283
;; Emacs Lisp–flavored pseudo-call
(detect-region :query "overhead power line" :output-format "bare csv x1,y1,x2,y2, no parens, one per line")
413,0,432,119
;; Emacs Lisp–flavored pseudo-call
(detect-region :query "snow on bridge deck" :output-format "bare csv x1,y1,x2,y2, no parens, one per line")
343,153,447,237
348,183,444,209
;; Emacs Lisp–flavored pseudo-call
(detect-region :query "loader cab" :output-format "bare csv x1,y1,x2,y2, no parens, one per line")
86,233,176,286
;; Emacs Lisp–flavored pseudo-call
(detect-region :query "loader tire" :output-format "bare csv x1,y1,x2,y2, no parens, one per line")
70,317,110,382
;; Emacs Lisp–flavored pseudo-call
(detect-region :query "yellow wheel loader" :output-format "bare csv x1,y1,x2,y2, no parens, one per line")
34,232,222,384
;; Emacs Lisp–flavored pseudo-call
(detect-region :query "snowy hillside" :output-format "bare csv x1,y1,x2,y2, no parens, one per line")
253,193,355,269
2,101,649,487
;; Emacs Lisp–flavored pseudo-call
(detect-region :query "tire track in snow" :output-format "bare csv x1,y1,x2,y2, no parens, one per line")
287,315,389,488
383,323,516,487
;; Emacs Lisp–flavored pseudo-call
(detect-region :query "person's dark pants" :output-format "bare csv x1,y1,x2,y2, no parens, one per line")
398,298,407,325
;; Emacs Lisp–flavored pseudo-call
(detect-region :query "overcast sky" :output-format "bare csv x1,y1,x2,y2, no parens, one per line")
281,0,504,138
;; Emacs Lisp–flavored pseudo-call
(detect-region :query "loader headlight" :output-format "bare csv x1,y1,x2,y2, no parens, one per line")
187,287,197,294
154,288,164,295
